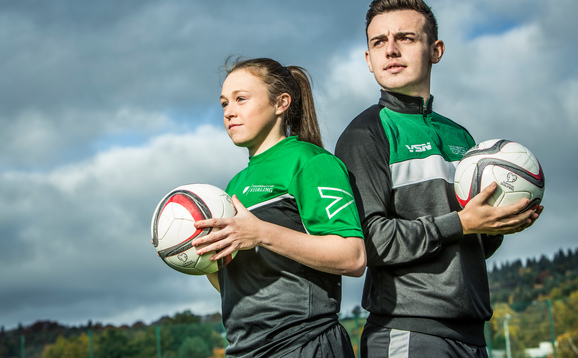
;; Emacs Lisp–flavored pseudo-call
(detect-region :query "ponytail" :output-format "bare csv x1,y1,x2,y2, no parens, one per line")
285,66,323,148
224,57,323,148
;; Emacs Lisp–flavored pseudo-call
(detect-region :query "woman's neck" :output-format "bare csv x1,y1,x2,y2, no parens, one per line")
248,134,287,157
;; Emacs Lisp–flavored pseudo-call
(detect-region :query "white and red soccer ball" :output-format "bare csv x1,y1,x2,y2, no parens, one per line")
454,139,545,211
151,184,237,275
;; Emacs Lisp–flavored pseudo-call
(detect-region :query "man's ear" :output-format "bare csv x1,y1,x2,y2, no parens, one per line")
275,93,291,115
365,50,375,73
431,40,445,64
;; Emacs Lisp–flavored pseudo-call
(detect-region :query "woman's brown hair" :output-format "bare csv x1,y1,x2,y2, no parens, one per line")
224,57,323,148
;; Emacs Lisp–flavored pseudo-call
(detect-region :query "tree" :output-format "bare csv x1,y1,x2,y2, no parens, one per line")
554,291,578,334
488,303,528,356
557,332,578,358
43,334,90,358
178,336,211,358
96,328,135,358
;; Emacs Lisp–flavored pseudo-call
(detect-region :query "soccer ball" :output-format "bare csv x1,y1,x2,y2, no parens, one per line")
151,183,237,275
454,139,545,211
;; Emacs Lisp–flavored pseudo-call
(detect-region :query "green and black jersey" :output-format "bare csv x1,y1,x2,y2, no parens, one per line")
220,136,363,357
335,90,503,346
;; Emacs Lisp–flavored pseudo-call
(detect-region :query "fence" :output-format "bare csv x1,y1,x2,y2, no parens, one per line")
3,300,576,358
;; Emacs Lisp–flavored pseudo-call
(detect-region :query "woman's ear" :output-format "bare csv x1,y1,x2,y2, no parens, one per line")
275,93,291,115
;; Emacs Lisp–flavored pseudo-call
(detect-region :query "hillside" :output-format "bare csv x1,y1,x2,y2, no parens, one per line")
486,247,578,357
488,247,578,311
2,247,578,357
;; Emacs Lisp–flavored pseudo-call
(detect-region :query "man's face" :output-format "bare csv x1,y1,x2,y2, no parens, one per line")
365,9,442,99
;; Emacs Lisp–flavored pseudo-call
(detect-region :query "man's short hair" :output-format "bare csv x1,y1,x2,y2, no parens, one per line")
366,0,439,44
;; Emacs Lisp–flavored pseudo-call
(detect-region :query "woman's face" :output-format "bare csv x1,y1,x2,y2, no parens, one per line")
220,69,287,156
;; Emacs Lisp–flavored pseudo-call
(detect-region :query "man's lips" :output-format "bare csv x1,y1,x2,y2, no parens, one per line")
386,63,406,72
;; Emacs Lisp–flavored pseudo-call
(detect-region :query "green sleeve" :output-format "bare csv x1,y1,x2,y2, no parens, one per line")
289,154,364,239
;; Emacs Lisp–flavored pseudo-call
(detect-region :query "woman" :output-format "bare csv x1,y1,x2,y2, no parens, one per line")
192,58,366,357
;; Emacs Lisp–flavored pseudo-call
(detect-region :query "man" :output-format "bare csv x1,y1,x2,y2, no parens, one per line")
335,0,543,357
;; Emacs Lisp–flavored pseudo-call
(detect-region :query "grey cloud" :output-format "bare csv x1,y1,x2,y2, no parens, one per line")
1,0,576,331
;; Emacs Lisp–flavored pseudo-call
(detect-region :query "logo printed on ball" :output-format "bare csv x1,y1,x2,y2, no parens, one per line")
506,173,518,183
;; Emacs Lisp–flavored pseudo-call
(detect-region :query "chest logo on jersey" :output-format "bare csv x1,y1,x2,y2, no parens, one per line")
243,185,274,194
318,187,355,219
406,142,431,153
448,145,468,156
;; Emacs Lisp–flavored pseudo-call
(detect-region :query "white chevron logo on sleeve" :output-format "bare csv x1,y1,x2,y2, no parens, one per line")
318,187,355,219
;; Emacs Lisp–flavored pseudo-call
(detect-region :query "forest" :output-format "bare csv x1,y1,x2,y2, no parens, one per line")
1,247,578,358
486,247,578,357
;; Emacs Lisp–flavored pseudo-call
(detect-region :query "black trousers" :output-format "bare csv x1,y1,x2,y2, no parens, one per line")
284,323,355,358
361,321,488,358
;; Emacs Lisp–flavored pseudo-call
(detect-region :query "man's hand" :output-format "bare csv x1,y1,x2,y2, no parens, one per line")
458,182,543,236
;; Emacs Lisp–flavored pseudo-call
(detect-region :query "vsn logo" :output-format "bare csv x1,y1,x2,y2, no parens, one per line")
406,142,431,153
318,187,355,219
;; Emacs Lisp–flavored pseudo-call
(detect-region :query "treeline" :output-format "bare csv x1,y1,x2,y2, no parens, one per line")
486,247,578,357
0,310,225,358
488,247,578,310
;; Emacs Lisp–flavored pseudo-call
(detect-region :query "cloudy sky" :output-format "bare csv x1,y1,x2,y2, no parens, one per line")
1,0,577,330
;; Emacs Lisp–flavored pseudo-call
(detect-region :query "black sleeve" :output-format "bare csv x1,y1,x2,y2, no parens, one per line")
335,107,461,267
482,234,504,259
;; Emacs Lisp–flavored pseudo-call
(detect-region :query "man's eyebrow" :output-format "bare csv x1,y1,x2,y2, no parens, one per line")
395,31,417,37
368,34,388,43
369,31,418,42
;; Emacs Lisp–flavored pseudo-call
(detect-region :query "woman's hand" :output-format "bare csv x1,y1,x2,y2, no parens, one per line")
191,195,264,261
